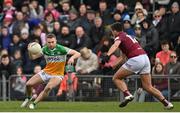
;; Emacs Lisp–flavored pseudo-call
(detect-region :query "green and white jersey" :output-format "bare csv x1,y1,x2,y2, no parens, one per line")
42,44,71,76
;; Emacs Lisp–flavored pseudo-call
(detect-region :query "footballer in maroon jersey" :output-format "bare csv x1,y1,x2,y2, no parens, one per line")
114,31,146,58
103,22,173,109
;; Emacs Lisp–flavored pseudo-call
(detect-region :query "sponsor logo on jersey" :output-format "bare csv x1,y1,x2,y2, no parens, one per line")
45,55,66,63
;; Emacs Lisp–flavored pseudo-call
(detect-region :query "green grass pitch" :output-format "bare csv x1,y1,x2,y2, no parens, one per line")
0,101,179,112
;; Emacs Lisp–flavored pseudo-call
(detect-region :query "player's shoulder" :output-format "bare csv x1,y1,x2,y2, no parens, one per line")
56,44,70,54
42,45,48,51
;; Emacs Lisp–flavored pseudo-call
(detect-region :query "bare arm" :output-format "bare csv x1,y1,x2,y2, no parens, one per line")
107,40,121,56
67,49,81,64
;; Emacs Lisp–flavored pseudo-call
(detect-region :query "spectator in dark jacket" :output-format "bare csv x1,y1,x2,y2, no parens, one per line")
90,17,106,49
141,19,159,58
98,1,112,26
57,25,76,48
167,2,180,48
71,26,92,51
0,26,12,51
0,54,16,79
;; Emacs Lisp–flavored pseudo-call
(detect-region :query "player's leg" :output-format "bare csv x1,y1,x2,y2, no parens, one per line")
140,74,173,109
112,67,134,107
29,77,61,109
21,74,44,107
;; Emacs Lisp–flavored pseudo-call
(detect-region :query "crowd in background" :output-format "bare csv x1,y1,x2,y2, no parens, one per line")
0,0,180,101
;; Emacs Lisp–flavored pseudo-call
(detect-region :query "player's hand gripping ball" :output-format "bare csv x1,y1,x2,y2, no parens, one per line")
28,42,42,54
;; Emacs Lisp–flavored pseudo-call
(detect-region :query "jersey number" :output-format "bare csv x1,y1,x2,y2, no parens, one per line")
126,35,138,43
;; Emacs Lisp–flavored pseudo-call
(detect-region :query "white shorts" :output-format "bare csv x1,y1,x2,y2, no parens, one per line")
38,70,64,83
122,54,151,74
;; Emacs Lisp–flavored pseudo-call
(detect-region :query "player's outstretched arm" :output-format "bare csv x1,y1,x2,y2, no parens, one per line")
107,40,121,56
67,49,81,64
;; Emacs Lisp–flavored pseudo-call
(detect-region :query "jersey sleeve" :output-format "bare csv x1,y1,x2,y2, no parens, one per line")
63,46,71,54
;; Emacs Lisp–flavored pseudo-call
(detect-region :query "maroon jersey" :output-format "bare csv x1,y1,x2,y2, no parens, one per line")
115,32,146,58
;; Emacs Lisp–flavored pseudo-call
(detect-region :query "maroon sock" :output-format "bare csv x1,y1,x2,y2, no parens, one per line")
123,90,131,97
161,98,169,106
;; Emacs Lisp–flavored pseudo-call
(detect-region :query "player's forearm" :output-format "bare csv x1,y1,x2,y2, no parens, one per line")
71,51,81,60
107,44,118,56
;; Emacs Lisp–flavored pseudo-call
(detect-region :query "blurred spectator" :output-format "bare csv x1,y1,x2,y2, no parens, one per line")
20,4,30,21
135,11,146,25
52,21,61,36
164,51,180,97
131,2,148,25
9,34,23,56
38,21,49,34
29,0,44,20
60,1,71,15
133,87,146,102
123,15,135,36
164,51,180,75
44,11,55,33
98,1,112,26
57,25,76,48
71,26,92,51
79,4,87,19
0,54,16,79
20,28,31,67
175,36,180,61
2,13,13,31
0,26,11,51
152,10,162,27
167,2,180,48
80,9,96,35
114,2,130,21
134,24,146,48
11,66,27,100
152,8,169,41
57,65,78,101
95,38,118,97
96,38,118,75
59,1,70,25
89,17,106,49
0,49,10,62
151,0,170,7
156,40,172,65
44,1,60,21
66,8,81,33
112,10,122,23
152,62,168,100
31,26,46,46
75,47,99,75
12,49,23,68
11,11,29,36
3,0,16,17
141,19,159,59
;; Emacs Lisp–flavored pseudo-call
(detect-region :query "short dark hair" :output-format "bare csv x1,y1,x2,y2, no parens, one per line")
111,22,123,32
46,33,56,39
1,54,9,60
160,40,169,45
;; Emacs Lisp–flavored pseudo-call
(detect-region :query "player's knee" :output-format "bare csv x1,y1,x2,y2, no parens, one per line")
113,75,123,81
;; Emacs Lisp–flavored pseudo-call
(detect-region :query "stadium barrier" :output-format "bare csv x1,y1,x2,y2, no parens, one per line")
0,74,180,101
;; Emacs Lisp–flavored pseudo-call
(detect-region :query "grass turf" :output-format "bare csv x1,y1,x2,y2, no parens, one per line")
0,101,179,112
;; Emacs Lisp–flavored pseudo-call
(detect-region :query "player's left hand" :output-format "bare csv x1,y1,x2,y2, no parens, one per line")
68,57,74,64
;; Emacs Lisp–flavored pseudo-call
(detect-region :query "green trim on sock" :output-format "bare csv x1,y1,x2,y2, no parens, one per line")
33,102,36,106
